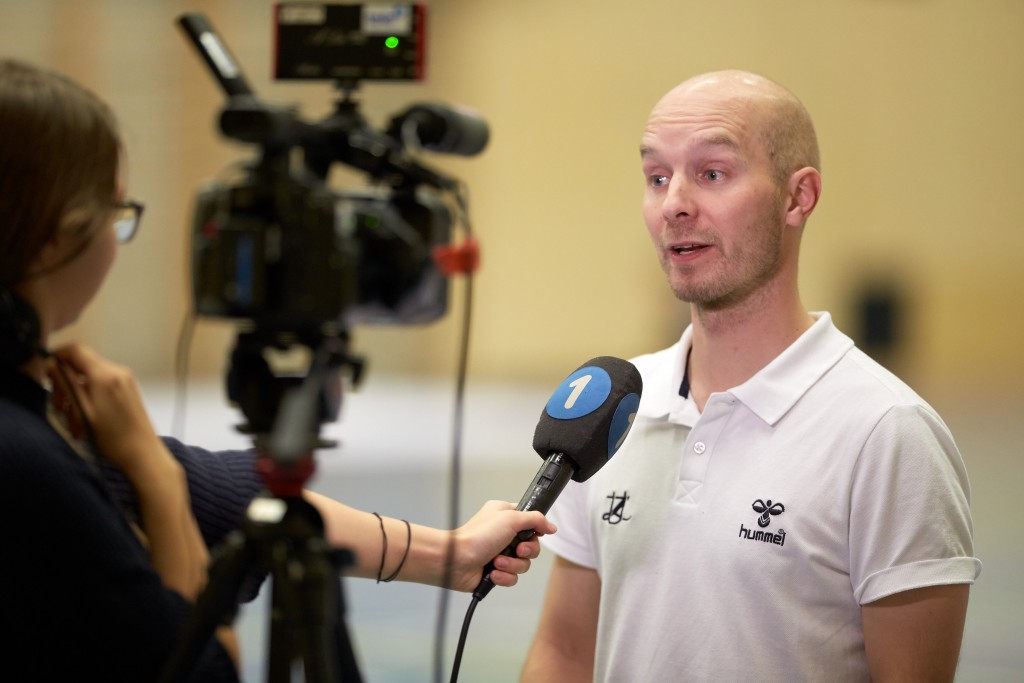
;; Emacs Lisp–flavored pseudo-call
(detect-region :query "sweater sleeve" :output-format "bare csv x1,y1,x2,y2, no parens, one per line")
101,438,269,602
102,438,265,549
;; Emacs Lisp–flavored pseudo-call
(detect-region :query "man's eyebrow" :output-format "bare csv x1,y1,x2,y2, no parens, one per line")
640,134,741,159
693,133,740,151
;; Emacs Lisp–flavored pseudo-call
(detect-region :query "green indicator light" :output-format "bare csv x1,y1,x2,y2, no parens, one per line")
385,36,400,49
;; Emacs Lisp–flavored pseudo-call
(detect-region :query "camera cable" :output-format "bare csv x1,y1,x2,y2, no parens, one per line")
432,183,479,683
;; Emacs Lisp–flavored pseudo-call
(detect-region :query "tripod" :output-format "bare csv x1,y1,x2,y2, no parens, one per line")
158,332,365,682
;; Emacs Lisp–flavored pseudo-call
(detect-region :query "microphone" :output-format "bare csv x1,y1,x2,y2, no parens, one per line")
471,356,642,600
177,13,254,98
386,103,490,157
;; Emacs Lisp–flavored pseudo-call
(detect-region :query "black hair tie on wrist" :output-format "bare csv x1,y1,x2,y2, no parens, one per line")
372,512,389,583
381,519,411,583
372,513,411,583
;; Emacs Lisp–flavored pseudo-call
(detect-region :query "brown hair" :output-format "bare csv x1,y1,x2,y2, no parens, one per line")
0,59,121,287
759,90,821,188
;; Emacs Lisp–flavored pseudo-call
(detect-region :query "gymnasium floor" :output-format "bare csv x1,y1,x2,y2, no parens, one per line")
147,375,1023,682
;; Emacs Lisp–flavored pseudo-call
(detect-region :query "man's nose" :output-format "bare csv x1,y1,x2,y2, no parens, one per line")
661,175,694,221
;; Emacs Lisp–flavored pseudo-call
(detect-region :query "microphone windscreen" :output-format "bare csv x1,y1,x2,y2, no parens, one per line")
532,356,642,482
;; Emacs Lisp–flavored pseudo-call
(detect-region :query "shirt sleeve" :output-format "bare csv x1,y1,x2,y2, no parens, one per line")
848,403,982,604
542,476,600,571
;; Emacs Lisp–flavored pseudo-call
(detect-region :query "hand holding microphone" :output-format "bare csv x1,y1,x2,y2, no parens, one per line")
472,356,643,600
443,500,554,591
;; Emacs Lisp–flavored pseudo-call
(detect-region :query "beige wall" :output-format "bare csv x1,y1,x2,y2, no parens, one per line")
3,0,1022,397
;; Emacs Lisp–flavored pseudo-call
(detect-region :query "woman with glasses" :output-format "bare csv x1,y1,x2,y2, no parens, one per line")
0,58,554,681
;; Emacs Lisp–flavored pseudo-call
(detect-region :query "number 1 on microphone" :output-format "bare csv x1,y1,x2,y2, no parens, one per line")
614,412,636,451
564,374,593,409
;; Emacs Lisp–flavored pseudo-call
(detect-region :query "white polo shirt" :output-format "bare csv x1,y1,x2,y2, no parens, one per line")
544,313,981,682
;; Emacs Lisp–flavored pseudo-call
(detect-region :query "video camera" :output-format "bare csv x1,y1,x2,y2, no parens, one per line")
161,11,489,680
181,3,485,338
178,4,486,437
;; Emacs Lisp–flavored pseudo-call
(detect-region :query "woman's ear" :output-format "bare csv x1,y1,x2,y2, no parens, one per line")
32,206,95,273
34,232,65,272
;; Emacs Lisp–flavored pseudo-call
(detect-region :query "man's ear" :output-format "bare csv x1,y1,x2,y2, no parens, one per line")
785,167,822,228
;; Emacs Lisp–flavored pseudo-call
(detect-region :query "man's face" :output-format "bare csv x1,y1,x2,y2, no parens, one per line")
640,85,790,310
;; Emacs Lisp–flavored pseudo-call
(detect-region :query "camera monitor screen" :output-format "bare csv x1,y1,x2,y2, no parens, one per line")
274,2,426,82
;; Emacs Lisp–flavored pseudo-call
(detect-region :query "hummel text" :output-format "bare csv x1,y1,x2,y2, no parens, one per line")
738,523,786,547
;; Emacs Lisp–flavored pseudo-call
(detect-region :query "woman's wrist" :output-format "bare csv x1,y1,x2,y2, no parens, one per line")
376,517,453,587
111,438,184,494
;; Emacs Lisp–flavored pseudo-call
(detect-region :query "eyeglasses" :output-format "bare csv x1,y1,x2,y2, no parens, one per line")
112,199,144,243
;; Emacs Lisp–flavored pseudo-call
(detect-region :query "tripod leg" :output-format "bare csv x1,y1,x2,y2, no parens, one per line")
329,573,364,683
266,572,296,682
264,501,364,683
297,546,363,683
157,529,260,683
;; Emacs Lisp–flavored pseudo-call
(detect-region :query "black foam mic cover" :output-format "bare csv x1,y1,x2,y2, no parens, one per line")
531,355,643,482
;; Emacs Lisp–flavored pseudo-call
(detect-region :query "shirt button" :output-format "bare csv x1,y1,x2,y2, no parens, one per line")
694,441,706,454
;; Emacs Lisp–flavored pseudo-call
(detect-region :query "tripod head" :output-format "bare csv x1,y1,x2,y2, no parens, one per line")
225,327,364,496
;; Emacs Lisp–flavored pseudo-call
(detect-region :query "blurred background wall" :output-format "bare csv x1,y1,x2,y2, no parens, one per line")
3,0,1021,393
3,1,1022,681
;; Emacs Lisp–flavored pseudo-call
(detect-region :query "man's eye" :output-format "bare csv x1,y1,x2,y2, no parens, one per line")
649,174,668,187
705,169,722,181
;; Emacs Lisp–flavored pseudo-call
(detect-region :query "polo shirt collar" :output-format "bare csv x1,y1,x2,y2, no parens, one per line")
640,312,854,427
636,327,693,421
730,312,854,426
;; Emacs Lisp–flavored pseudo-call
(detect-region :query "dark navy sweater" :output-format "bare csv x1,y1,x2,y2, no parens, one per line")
0,367,264,681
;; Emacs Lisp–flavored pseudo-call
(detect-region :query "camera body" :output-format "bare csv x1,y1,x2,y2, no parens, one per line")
190,159,453,333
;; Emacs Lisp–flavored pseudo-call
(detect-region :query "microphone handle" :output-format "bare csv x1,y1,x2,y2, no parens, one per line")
471,452,574,600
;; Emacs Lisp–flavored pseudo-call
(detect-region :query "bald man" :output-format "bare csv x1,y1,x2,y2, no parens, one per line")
520,71,979,682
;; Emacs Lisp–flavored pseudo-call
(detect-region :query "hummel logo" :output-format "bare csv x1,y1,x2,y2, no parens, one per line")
737,498,788,548
751,499,784,528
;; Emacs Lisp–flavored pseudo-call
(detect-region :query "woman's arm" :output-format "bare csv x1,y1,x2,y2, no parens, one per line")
304,490,556,590
50,343,239,667
52,344,210,597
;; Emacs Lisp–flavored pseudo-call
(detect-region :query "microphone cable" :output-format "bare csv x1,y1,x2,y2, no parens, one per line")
171,305,197,441
449,594,480,683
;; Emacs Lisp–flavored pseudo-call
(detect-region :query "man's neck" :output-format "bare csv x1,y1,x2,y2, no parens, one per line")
686,292,813,411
